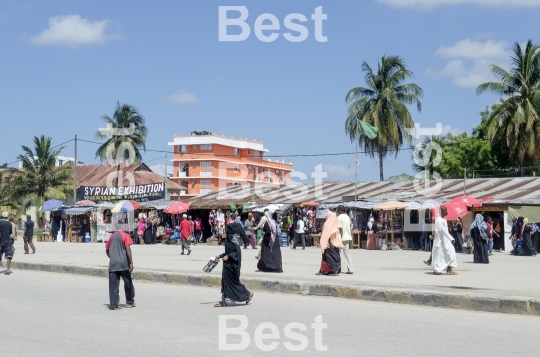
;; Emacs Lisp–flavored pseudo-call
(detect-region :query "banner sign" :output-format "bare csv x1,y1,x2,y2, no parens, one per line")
79,183,165,202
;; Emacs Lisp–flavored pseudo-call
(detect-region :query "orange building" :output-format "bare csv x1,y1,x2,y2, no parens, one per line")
168,131,293,200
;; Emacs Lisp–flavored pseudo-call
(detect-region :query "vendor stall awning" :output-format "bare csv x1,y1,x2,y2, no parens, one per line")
139,199,178,210
374,201,410,210
508,205,540,223
64,207,93,215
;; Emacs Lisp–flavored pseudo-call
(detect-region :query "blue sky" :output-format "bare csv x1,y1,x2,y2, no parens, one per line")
0,0,538,182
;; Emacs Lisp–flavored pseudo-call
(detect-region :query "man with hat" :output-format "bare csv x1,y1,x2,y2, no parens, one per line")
0,212,14,275
179,214,192,255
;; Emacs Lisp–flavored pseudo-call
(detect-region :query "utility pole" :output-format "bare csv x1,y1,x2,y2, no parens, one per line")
163,154,169,200
73,134,78,203
463,168,467,195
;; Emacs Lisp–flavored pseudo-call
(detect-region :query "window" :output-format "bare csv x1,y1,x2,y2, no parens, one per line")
201,171,212,177
200,179,212,185
58,160,64,166
234,164,238,172
201,161,212,168
193,145,197,151
200,188,213,195
234,148,240,156
254,151,259,158
178,145,187,153
201,144,213,150
179,163,189,177
253,167,258,181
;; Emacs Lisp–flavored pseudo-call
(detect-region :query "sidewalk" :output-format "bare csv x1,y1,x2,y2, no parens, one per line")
6,239,540,315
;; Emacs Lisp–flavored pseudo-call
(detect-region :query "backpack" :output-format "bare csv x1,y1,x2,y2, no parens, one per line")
479,226,489,241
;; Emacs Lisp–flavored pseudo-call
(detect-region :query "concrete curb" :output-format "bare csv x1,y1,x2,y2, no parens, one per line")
11,261,540,316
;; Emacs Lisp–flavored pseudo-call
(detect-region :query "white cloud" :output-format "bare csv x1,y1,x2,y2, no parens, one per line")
167,90,199,105
427,38,511,87
323,164,355,177
26,14,121,48
379,0,540,9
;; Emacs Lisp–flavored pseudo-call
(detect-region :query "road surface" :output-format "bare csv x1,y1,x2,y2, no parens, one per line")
2,270,538,356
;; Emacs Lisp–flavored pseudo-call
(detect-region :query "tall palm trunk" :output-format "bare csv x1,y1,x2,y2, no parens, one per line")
378,149,384,181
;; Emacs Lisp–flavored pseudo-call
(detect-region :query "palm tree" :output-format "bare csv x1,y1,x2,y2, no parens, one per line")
10,136,73,223
95,102,148,186
345,55,423,181
477,40,540,177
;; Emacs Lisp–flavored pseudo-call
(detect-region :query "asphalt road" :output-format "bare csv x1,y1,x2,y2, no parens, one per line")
2,270,540,357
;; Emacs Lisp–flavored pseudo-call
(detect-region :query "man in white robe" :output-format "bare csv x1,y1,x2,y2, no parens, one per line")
432,206,457,275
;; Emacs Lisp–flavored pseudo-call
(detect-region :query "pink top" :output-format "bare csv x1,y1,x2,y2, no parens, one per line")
137,220,146,232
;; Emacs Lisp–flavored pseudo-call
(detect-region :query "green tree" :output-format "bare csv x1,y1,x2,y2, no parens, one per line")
477,40,540,177
0,171,19,214
411,134,494,179
345,55,423,181
95,102,148,186
10,136,73,222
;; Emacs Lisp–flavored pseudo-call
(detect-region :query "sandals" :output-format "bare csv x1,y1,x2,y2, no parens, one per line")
447,270,458,275
433,271,442,275
246,292,254,305
4,270,12,275
214,300,227,307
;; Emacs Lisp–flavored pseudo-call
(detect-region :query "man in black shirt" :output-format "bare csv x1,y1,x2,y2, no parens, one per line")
24,215,35,254
0,212,14,275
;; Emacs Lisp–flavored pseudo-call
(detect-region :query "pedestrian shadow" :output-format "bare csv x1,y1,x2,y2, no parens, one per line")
201,301,250,308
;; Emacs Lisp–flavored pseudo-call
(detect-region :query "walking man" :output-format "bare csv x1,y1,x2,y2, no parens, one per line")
9,217,17,254
106,231,135,310
293,215,305,250
23,215,35,254
432,206,457,275
0,212,14,275
337,206,354,274
180,214,192,255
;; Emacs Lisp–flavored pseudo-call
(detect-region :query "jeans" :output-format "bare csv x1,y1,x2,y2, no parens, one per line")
294,233,305,248
109,270,135,309
341,240,354,272
420,233,425,250
488,239,494,254
191,233,197,245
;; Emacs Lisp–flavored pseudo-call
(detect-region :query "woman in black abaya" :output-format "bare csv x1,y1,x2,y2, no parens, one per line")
470,214,490,264
214,214,254,307
518,218,537,256
318,211,344,275
452,219,464,253
510,217,524,255
256,211,283,273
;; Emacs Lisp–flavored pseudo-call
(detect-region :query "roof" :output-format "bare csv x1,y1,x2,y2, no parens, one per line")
76,164,184,191
187,177,540,208
168,134,269,152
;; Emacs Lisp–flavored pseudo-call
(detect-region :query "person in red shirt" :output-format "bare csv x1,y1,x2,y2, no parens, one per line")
105,231,135,310
179,214,192,255
194,216,203,243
